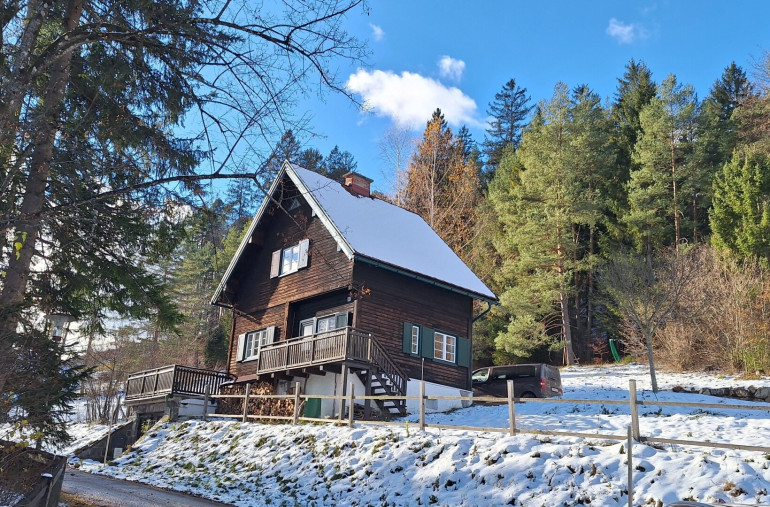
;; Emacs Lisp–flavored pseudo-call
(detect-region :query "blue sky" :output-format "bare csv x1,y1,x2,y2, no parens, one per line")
295,1,770,193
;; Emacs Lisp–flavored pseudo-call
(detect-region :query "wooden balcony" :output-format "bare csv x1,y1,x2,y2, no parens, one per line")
254,327,407,397
125,364,235,402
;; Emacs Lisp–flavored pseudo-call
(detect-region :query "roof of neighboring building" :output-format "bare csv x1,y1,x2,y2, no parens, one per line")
212,161,497,305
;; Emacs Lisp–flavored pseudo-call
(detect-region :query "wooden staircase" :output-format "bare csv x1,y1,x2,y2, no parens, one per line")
354,367,407,419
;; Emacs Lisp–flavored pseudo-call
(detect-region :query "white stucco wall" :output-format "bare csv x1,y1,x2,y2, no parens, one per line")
405,379,472,415
297,371,367,418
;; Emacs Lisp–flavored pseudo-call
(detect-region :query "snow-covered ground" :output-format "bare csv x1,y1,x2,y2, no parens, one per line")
65,364,770,506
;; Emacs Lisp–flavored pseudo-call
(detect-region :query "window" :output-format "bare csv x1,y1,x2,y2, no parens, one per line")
410,325,420,355
298,312,349,337
237,327,275,361
434,332,456,363
270,239,309,278
282,244,300,274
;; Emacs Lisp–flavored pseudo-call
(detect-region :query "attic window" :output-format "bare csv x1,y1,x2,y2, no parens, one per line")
287,198,300,211
270,239,309,278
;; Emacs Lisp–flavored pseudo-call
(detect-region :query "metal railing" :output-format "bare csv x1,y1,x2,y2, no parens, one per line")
125,365,234,401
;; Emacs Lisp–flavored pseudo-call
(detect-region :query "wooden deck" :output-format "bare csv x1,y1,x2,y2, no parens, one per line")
256,327,407,396
124,365,234,402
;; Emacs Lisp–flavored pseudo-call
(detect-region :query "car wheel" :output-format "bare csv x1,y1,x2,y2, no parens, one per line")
521,392,536,398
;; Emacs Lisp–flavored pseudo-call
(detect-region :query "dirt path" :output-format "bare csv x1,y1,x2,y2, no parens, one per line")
61,468,231,506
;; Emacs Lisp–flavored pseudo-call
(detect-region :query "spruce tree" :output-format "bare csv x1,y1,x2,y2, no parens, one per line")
483,78,532,175
0,0,365,443
711,150,770,262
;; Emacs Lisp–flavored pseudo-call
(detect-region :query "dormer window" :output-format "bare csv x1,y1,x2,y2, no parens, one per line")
270,239,309,278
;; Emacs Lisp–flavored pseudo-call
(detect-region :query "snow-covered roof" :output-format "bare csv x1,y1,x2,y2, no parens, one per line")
212,161,497,304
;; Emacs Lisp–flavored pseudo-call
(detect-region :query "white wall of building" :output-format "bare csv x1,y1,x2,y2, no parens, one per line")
405,379,472,414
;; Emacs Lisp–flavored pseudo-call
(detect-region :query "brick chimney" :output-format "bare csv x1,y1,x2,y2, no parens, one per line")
342,171,373,198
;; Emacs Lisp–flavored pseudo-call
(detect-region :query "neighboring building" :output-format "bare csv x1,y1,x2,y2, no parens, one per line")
210,161,497,418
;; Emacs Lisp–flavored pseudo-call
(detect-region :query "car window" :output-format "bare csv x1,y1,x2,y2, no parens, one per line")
471,368,489,382
511,366,538,378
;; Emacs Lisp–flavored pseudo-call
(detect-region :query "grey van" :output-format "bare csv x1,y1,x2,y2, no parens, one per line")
471,363,563,399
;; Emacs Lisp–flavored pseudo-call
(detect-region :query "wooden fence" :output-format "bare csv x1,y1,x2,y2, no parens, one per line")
203,379,770,454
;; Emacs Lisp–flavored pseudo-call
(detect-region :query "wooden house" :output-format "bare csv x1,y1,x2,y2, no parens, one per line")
210,161,497,418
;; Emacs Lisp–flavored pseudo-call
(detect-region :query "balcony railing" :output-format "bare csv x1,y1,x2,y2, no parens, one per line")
255,327,407,396
125,364,235,401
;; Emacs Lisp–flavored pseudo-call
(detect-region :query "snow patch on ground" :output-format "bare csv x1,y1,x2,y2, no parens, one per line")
64,364,770,506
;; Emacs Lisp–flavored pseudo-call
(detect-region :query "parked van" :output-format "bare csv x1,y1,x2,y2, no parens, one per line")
471,363,563,399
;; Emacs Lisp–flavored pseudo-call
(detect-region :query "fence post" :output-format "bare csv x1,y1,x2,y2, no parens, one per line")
627,426,633,507
242,383,251,423
628,380,640,441
202,384,210,422
292,382,301,425
347,382,355,428
507,380,516,436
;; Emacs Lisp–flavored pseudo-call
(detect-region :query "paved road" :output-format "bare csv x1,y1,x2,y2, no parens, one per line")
62,468,231,506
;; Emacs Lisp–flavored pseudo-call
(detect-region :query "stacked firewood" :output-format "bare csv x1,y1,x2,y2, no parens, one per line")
216,382,295,418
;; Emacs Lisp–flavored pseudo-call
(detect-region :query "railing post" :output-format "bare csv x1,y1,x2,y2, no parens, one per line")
292,382,301,425
507,380,516,436
419,380,426,432
347,382,354,428
203,384,210,422
629,379,640,441
367,334,372,362
242,383,251,423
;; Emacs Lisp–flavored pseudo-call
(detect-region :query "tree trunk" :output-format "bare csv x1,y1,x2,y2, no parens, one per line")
0,0,83,394
671,137,680,249
645,330,659,393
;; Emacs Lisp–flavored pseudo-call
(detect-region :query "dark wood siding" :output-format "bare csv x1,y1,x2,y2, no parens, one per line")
225,177,353,376
352,261,474,390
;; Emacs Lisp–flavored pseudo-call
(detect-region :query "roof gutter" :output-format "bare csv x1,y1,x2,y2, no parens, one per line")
356,255,498,304
472,300,494,323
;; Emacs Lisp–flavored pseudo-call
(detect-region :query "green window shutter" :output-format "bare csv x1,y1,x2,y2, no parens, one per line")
421,327,435,359
456,336,471,367
402,322,412,354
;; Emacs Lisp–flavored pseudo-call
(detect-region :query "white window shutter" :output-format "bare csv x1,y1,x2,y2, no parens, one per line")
298,239,310,268
266,326,275,344
236,333,246,361
270,249,281,278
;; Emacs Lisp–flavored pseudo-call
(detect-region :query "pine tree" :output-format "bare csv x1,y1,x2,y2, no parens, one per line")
483,78,532,175
262,130,303,176
491,83,584,365
297,148,324,172
320,145,358,181
626,74,698,253
608,60,657,244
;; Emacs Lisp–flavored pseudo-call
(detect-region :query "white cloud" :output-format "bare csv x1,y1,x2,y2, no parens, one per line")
369,23,384,42
606,18,648,44
438,56,465,81
346,69,482,129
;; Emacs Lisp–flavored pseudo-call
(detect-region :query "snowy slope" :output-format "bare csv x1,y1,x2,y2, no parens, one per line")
70,364,770,506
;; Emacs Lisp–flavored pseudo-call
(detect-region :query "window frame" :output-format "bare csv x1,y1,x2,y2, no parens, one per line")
298,312,349,338
270,239,309,278
410,325,420,355
433,331,456,363
240,327,274,362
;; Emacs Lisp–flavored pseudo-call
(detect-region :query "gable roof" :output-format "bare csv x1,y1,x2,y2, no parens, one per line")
212,161,497,305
